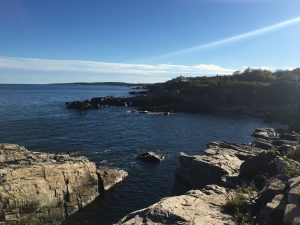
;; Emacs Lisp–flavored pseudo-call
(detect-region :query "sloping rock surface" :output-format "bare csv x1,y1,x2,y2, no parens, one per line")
97,167,128,191
116,185,234,225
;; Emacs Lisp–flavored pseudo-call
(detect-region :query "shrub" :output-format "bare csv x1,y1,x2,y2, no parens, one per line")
281,156,300,177
221,186,256,225
285,145,300,163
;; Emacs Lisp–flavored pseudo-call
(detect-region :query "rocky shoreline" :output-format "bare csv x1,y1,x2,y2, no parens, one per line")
65,79,300,132
115,128,300,225
0,144,128,225
1,127,299,225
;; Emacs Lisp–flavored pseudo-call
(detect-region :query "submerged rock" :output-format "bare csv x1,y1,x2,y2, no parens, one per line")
115,185,234,225
135,151,164,163
0,143,127,225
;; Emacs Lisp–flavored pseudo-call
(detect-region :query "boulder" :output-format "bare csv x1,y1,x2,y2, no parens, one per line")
0,143,127,225
207,141,263,160
252,139,274,150
252,128,281,140
252,128,300,143
135,152,164,163
115,185,235,225
239,151,276,178
97,167,128,192
260,194,287,225
174,145,243,194
259,177,287,205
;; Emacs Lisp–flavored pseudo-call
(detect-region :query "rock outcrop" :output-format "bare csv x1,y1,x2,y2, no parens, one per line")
65,69,300,132
0,144,127,225
173,140,265,194
117,128,300,225
97,167,128,192
116,185,235,225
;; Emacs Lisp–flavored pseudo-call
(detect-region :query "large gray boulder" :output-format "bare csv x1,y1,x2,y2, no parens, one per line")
0,143,127,225
174,143,244,194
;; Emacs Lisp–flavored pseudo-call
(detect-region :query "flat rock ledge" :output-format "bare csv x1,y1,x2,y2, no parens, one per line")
115,185,234,225
0,144,127,225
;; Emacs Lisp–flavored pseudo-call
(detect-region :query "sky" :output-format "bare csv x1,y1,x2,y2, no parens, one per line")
0,0,300,84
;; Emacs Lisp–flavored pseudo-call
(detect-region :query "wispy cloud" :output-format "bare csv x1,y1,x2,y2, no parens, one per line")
0,56,236,83
142,16,300,62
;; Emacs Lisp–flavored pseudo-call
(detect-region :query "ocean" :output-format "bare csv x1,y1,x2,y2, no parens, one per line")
0,84,282,225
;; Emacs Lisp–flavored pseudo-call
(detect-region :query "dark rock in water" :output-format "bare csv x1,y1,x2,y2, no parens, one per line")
79,111,86,116
135,151,164,163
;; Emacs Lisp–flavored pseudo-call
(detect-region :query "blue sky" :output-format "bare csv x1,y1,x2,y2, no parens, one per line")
0,0,300,83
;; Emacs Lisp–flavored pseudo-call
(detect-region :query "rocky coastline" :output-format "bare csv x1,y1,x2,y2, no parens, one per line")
1,129,299,225
116,128,300,225
0,144,127,225
65,70,300,132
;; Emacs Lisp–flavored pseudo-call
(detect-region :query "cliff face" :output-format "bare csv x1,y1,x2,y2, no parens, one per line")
0,144,127,225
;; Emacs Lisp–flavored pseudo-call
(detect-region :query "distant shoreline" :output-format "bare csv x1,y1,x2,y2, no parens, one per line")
0,82,151,86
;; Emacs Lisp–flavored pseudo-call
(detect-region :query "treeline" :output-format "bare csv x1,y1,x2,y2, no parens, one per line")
167,68,300,87
233,68,300,82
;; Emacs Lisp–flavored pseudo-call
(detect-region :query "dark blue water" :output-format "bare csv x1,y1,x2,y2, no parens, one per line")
0,84,283,225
